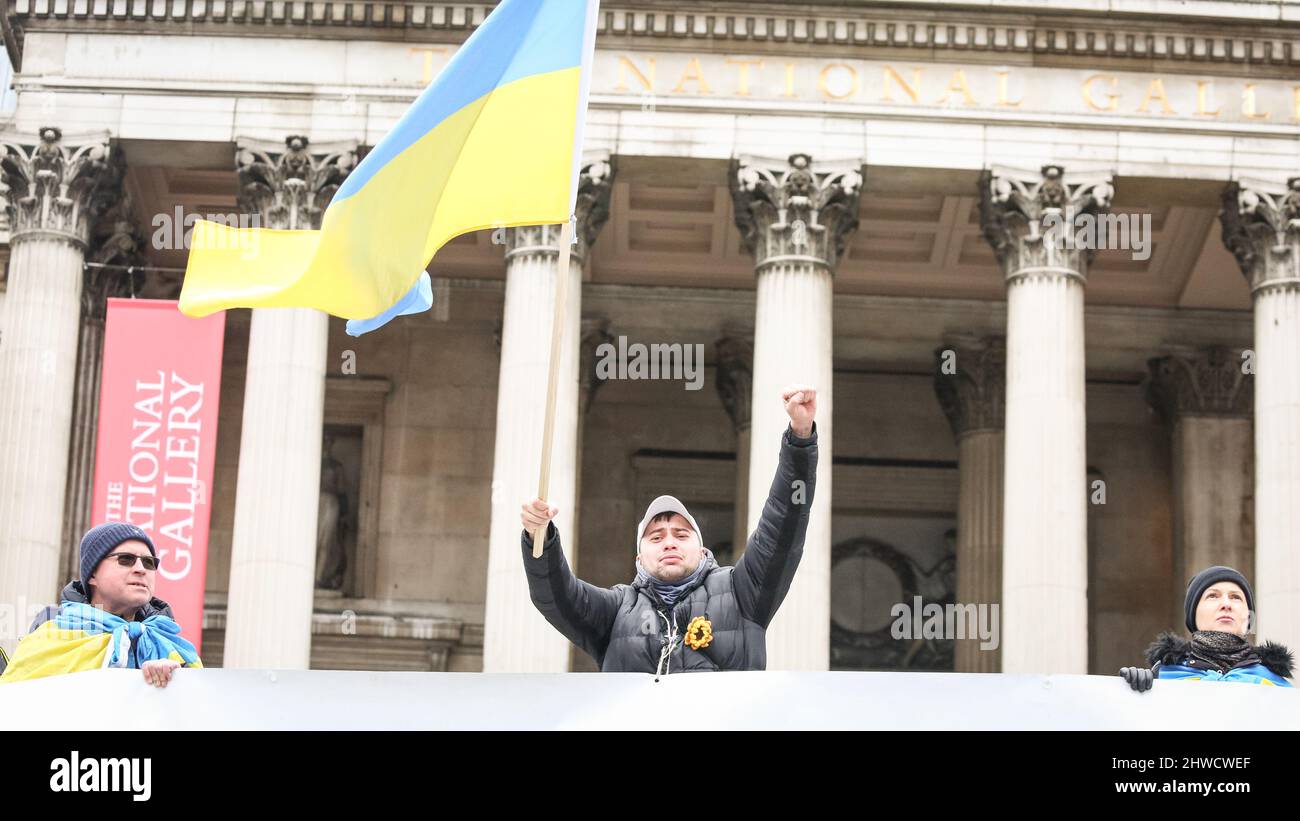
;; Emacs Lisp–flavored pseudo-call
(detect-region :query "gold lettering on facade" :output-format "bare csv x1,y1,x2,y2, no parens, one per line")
1137,78,1175,115
672,58,713,94
995,70,1024,108
1242,84,1270,120
881,66,922,103
782,62,798,98
818,64,860,100
1195,81,1221,117
726,58,763,96
616,56,656,92
409,47,447,84
599,54,1288,125
937,69,977,106
1081,74,1120,112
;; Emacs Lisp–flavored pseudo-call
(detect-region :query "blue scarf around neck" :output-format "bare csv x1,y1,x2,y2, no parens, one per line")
635,548,714,607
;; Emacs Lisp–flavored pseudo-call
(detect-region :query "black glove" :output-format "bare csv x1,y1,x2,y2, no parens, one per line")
1119,666,1154,692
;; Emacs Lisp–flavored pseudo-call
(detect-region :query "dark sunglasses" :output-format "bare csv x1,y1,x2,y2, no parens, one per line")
104,552,159,571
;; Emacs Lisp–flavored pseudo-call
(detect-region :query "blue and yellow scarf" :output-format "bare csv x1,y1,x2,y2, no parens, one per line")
0,601,202,684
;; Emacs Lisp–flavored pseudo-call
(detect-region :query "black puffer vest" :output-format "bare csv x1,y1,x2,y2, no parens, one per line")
522,424,818,673
600,558,770,673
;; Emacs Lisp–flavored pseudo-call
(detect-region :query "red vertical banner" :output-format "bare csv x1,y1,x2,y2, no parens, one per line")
91,298,225,652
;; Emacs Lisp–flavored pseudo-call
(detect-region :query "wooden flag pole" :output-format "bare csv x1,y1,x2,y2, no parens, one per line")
531,218,575,557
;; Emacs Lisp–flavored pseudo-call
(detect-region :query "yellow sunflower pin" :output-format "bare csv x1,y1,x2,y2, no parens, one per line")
685,616,713,650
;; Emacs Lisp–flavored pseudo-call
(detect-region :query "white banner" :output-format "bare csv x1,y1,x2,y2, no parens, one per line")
1,669,1295,730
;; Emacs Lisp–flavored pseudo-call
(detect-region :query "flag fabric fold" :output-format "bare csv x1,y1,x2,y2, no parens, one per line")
179,0,600,334
0,602,202,684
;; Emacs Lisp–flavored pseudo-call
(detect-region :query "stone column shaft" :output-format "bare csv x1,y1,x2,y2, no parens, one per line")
732,431,751,556
935,335,1005,673
956,432,1004,671
1253,293,1300,641
0,128,119,651
1221,179,1300,643
61,213,146,585
224,307,328,669
0,241,87,645
980,164,1113,674
222,136,355,669
715,335,752,560
574,317,614,560
60,314,105,582
748,265,834,670
1146,347,1254,627
1003,274,1087,673
483,157,611,672
483,233,583,673
1176,420,1254,574
732,153,862,671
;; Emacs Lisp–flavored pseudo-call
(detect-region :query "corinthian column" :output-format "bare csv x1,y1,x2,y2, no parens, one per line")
0,127,123,650
731,153,862,671
715,334,752,562
933,334,1005,673
1220,178,1300,644
1146,347,1254,625
979,164,1113,674
572,317,614,554
60,200,147,584
223,136,356,669
483,156,612,672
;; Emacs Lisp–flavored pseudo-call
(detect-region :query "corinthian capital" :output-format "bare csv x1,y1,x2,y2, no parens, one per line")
979,164,1114,282
1220,177,1300,294
0,126,123,247
83,191,148,320
730,153,863,274
933,334,1006,439
236,135,357,230
1145,347,1253,424
714,335,753,433
580,316,615,414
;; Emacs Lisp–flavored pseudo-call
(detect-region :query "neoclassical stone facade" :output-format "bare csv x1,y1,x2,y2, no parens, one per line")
0,0,1295,676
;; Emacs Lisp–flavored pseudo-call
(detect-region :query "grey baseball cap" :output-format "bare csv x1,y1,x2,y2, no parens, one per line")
635,495,702,553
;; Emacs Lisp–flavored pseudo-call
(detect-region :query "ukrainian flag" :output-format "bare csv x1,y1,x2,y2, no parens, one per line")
178,0,601,335
0,603,202,684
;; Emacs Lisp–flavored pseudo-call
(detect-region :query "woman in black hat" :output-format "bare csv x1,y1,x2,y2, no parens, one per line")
1120,565,1293,690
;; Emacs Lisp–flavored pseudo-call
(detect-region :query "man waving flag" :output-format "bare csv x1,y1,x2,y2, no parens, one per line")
178,0,601,335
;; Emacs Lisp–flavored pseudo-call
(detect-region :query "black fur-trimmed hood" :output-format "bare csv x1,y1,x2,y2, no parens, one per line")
1145,631,1294,679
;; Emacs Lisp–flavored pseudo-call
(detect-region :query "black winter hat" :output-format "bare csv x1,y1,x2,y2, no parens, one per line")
1185,565,1253,633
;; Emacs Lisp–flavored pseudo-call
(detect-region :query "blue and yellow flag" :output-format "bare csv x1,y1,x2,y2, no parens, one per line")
178,0,601,335
0,602,202,684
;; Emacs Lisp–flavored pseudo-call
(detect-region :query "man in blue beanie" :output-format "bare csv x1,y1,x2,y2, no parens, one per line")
2,522,201,686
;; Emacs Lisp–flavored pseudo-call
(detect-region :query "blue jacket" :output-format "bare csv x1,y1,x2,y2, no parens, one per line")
1157,662,1291,686
1147,632,1294,687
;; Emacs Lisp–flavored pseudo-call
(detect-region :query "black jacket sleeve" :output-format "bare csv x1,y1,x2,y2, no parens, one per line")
521,522,623,663
733,423,819,628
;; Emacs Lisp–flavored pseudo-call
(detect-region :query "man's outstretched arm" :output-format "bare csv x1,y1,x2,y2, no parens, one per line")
733,385,819,628
520,500,622,663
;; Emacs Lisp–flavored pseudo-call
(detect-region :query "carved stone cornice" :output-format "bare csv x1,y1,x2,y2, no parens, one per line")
13,2,1300,74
